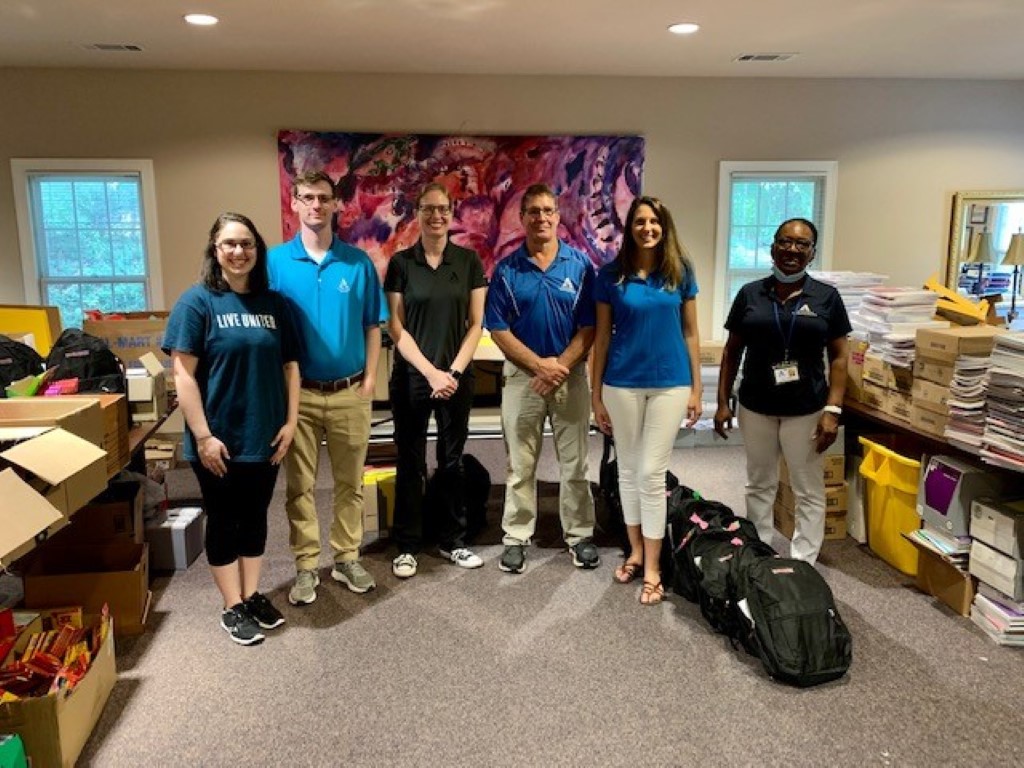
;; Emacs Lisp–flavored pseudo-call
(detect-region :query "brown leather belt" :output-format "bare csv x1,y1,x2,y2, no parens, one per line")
301,372,364,393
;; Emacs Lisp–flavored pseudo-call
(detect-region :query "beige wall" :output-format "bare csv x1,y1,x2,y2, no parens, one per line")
1,68,1023,335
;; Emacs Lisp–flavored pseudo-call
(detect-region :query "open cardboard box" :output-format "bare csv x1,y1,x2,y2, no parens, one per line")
0,609,116,768
903,532,975,616
22,541,150,637
0,468,66,565
0,397,105,449
0,427,108,517
126,352,168,422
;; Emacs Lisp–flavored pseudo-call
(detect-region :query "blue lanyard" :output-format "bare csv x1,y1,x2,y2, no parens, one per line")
772,299,804,361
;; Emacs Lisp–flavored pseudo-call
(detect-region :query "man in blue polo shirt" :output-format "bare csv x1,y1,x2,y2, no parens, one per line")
268,169,387,605
484,183,599,574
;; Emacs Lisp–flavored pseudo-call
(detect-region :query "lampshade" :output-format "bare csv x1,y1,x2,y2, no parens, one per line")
1002,232,1024,267
966,231,995,264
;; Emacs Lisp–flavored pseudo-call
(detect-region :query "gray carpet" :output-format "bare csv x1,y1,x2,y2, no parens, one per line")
77,437,1024,767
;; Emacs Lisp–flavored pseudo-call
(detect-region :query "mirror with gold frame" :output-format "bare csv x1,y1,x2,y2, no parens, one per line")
947,190,1024,301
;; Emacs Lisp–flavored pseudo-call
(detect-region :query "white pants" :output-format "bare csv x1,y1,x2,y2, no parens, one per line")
602,385,690,540
738,405,826,563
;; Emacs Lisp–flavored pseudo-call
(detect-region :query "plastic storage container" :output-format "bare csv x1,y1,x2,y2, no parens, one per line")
858,436,921,575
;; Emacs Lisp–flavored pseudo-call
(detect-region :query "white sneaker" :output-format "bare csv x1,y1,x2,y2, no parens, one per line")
392,553,418,578
440,547,484,569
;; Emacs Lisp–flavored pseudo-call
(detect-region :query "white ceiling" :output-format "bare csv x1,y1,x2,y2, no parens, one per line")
2,0,1024,79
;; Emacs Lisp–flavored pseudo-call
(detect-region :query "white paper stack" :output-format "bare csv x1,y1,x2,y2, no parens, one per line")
980,332,1024,472
944,355,992,451
851,286,946,372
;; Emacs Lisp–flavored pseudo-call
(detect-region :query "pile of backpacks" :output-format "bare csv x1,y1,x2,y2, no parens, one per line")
0,328,126,397
665,489,853,687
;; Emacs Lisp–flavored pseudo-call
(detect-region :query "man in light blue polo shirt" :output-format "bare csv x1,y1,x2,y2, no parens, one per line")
268,169,387,605
484,182,598,574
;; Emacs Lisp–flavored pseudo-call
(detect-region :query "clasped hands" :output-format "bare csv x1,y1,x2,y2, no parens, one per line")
428,367,459,399
529,356,569,396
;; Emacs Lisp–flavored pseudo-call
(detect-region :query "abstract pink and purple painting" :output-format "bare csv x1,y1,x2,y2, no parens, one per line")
277,131,645,278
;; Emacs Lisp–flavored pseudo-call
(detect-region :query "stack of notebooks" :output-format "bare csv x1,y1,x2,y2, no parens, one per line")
812,271,887,318
980,333,1024,472
945,355,993,452
850,286,946,370
971,584,1024,646
906,525,971,569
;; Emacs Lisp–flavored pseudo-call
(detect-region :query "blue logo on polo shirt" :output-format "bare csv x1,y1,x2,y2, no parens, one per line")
338,279,350,293
559,277,576,293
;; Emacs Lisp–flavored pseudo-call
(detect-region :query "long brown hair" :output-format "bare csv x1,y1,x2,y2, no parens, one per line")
199,212,269,294
613,196,693,290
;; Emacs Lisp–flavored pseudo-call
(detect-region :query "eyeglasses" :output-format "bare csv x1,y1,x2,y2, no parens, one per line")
523,206,558,219
418,204,451,216
294,193,335,206
217,240,256,253
774,237,815,253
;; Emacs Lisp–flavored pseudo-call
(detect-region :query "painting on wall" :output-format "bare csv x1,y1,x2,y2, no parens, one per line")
277,131,645,277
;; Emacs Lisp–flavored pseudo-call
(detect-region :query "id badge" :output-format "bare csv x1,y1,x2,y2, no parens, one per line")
773,361,800,385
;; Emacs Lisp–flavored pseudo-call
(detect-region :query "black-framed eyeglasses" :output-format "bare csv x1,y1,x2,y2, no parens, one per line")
418,204,452,216
217,240,256,253
294,193,335,205
774,236,815,253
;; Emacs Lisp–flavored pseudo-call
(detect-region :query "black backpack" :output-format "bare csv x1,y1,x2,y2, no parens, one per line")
730,556,853,687
45,328,127,394
667,498,759,602
0,334,45,396
423,453,491,543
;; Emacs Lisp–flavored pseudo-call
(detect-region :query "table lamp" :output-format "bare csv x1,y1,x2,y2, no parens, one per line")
1002,232,1024,324
965,231,994,295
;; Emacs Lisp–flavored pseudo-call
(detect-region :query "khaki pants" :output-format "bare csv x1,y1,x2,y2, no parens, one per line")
500,362,594,546
285,387,371,570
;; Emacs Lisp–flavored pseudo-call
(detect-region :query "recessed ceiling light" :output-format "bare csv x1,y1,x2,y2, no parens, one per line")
668,22,700,35
184,14,219,26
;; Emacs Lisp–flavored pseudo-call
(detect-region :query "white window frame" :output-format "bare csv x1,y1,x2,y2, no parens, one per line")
11,158,164,316
711,160,838,339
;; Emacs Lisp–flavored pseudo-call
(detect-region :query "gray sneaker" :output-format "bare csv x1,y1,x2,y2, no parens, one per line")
288,569,320,606
331,560,376,593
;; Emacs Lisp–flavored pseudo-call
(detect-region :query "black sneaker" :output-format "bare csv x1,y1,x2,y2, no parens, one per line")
570,538,600,569
220,603,266,646
499,544,525,574
244,591,286,630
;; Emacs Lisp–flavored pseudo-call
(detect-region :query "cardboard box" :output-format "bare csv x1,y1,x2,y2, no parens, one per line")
145,507,205,571
0,468,65,564
911,378,950,415
773,498,847,541
58,479,144,544
362,466,397,542
22,541,150,637
846,337,869,402
884,389,913,423
886,363,914,393
776,480,848,515
0,398,105,449
969,538,1024,601
0,427,108,517
0,611,116,768
915,324,1006,363
904,533,975,617
971,497,1024,558
144,438,182,480
699,340,725,366
83,311,170,367
862,350,887,387
778,453,845,488
913,355,955,387
861,380,888,410
910,405,949,438
126,352,168,422
63,394,130,479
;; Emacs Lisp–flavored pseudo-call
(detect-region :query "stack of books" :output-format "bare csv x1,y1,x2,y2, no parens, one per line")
812,271,887,318
945,354,993,452
980,333,1024,472
851,286,946,370
971,584,1024,646
906,525,971,569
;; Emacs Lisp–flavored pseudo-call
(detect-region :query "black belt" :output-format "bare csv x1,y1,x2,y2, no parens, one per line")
301,372,364,393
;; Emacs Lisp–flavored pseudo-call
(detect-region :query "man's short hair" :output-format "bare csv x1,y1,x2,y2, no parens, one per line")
291,169,335,197
520,183,557,213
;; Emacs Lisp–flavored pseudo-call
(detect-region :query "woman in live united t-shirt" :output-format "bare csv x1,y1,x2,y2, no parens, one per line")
162,212,300,646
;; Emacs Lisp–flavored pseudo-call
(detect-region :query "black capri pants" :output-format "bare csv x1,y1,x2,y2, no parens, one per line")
191,461,279,567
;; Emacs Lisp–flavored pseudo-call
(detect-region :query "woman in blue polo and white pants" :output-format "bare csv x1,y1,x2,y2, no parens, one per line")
591,196,702,605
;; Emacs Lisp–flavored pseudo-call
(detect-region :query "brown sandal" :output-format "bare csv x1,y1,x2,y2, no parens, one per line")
640,580,665,606
614,560,642,584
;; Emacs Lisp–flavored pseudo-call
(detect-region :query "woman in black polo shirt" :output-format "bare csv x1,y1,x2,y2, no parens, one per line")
713,218,851,564
385,182,488,578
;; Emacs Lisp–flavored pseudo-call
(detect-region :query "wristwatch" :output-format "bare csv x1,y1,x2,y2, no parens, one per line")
823,404,842,416
449,368,462,380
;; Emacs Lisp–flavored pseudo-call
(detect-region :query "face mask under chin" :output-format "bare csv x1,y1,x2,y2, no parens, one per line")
772,264,807,284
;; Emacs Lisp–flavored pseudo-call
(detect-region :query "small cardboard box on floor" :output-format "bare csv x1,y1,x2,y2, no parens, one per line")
55,478,145,545
903,532,975,616
146,506,205,571
22,541,151,637
0,609,116,768
361,467,397,543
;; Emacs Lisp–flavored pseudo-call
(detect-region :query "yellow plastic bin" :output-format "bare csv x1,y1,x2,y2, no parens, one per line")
858,436,921,576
